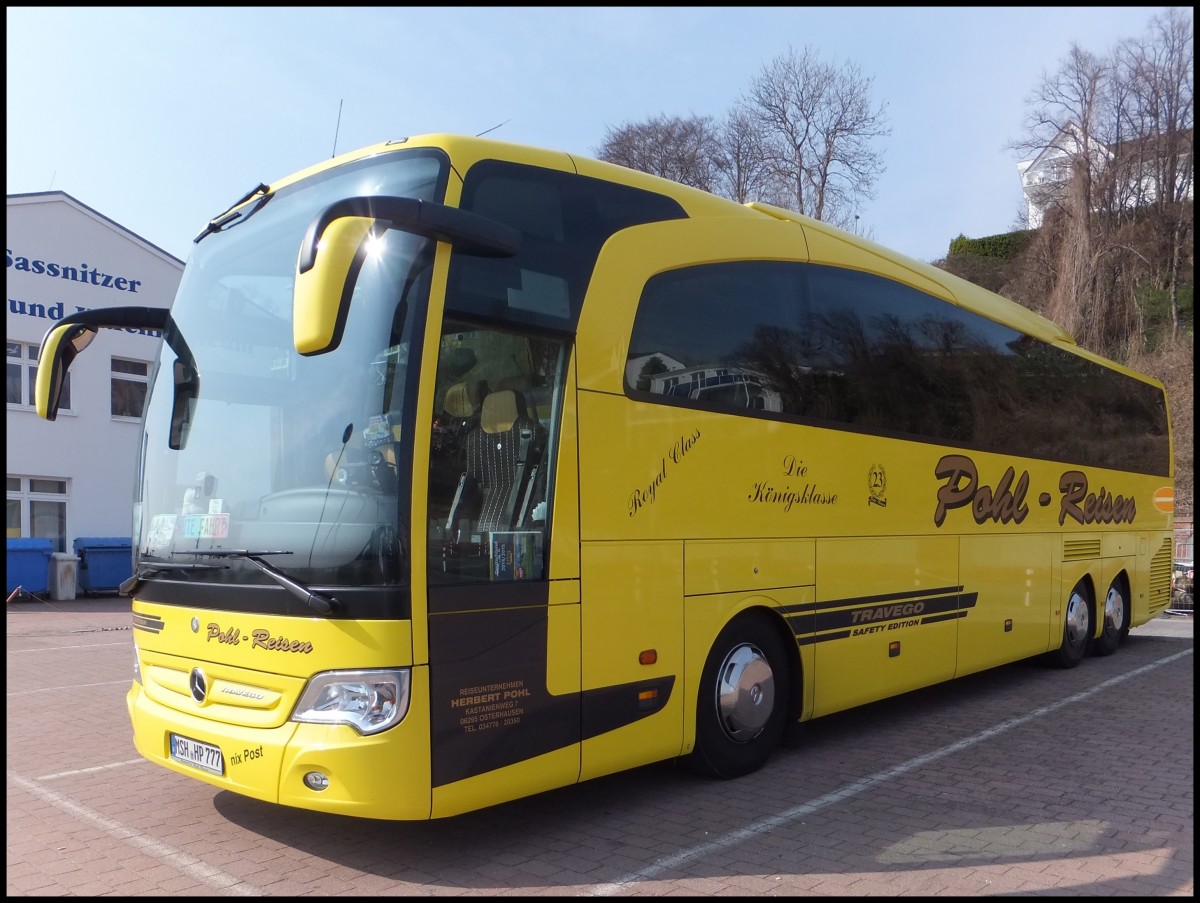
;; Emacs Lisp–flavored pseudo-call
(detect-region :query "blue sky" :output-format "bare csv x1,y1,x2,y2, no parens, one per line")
6,6,1180,265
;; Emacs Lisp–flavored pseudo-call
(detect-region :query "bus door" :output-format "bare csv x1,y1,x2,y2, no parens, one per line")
423,321,581,814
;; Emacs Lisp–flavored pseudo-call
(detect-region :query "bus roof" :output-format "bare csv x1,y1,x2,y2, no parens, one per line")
257,133,1082,351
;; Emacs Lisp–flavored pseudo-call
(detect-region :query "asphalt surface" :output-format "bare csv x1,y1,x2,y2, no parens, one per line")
6,593,1193,896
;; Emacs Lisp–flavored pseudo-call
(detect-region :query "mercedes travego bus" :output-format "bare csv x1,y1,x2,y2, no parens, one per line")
34,134,1176,820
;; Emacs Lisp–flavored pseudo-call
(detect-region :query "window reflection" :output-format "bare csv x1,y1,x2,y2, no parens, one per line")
628,261,1169,476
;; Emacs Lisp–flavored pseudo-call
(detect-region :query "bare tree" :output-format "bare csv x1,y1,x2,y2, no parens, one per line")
745,46,890,228
1006,9,1193,514
1013,41,1153,355
1118,8,1195,209
593,47,889,228
596,107,786,208
1012,45,1109,229
595,114,723,192
1012,10,1194,356
1116,7,1195,339
712,104,782,205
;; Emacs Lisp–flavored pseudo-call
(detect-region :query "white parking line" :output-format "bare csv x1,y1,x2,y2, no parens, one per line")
587,647,1194,896
7,769,262,896
8,680,130,697
7,642,129,652
38,759,148,781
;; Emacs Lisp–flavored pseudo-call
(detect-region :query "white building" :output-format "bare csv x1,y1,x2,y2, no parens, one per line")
7,192,183,585
1018,123,1195,228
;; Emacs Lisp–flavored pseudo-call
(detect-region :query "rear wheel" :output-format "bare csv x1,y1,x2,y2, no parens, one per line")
1093,576,1129,656
687,613,788,778
1046,581,1092,668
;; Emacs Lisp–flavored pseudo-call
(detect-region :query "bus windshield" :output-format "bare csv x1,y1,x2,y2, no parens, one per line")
135,150,448,597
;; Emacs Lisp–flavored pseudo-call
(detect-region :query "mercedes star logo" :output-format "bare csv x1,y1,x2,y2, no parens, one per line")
189,668,208,703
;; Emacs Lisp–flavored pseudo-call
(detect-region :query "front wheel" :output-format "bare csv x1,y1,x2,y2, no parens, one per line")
686,613,789,779
1045,581,1092,669
1093,577,1129,656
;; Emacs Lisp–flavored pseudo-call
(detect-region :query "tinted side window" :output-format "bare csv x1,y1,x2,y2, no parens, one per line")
448,161,686,332
627,262,799,415
627,261,1169,476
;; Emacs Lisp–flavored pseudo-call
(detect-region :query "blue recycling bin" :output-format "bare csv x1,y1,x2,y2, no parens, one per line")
7,538,53,594
73,537,133,594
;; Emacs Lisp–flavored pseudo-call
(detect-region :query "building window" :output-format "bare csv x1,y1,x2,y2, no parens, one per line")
6,477,19,538
111,358,150,419
6,476,68,552
7,341,70,411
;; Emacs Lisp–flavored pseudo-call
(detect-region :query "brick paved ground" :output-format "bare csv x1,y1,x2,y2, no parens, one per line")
6,594,1192,896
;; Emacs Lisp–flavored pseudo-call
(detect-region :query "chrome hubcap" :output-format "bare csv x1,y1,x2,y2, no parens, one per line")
1065,591,1090,647
1104,585,1125,631
715,643,775,742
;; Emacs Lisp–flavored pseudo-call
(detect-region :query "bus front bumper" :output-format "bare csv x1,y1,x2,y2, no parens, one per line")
126,673,434,820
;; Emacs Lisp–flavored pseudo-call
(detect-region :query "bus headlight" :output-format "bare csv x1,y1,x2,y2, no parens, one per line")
292,668,410,735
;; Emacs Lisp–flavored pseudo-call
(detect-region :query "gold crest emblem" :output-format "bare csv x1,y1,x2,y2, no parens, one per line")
868,464,887,507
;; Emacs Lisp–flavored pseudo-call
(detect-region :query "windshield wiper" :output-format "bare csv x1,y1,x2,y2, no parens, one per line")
185,550,340,615
119,560,228,597
194,183,270,243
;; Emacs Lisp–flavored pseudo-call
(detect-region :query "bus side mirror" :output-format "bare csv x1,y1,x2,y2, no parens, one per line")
293,215,376,356
34,306,172,421
34,323,97,420
294,196,521,357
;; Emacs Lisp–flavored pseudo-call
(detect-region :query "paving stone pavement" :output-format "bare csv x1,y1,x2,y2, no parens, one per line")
7,594,1193,896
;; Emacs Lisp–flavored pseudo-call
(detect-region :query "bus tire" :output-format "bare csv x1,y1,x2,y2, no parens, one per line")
1045,580,1092,669
687,613,788,779
1093,576,1129,657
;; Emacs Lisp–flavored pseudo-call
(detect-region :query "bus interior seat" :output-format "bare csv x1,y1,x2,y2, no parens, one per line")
479,388,524,434
463,389,545,532
443,379,485,420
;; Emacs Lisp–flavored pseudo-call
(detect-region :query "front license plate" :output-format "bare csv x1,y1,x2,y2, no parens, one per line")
169,733,224,775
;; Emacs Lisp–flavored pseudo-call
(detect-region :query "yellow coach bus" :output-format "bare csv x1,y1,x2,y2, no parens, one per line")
35,134,1175,820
